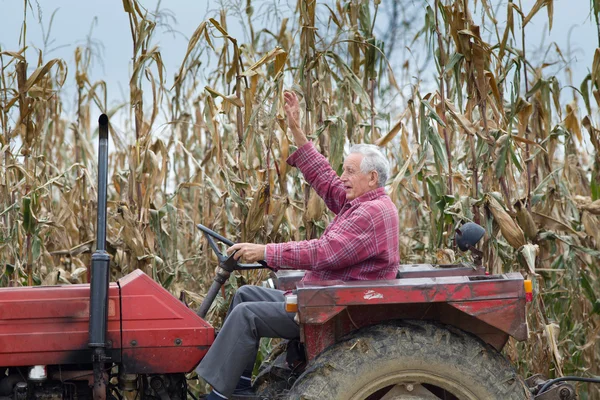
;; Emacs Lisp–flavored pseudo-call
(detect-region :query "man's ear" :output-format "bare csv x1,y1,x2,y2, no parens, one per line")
370,171,378,187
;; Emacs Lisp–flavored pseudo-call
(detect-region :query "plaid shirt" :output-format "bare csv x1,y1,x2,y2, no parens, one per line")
266,142,399,282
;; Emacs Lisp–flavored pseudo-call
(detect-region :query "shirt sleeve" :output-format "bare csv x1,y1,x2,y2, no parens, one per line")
265,207,376,271
287,142,347,215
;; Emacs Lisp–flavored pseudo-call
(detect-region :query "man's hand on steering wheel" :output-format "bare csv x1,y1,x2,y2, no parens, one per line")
227,243,266,263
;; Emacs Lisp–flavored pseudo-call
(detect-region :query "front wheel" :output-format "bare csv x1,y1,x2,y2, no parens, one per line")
287,320,531,400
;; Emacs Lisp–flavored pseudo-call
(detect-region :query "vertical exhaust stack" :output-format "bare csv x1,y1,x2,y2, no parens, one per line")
89,114,110,400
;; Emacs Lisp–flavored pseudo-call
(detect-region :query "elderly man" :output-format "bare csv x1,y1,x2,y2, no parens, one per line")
197,92,399,400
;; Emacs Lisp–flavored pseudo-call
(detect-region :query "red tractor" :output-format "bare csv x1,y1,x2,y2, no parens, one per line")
0,115,586,400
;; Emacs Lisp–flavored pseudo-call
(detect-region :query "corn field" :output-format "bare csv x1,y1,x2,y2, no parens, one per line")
1,0,599,398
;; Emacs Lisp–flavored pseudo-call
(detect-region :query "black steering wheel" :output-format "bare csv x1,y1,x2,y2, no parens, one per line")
195,224,272,318
196,224,271,270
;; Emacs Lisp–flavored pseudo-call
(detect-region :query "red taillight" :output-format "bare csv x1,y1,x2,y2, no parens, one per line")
525,292,533,302
524,280,533,302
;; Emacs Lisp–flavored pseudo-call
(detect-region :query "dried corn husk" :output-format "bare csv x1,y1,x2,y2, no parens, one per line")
246,184,270,237
305,189,325,221
520,244,538,275
581,199,600,215
582,212,600,247
515,200,538,240
543,323,564,376
436,248,455,265
486,195,526,249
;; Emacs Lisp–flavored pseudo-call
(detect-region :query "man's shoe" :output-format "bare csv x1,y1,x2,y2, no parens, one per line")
230,388,266,400
197,388,267,400
198,392,228,400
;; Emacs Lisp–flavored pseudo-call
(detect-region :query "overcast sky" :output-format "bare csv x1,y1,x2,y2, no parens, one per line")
0,0,597,119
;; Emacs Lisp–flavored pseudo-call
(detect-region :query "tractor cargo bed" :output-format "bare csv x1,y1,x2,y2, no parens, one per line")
295,273,528,360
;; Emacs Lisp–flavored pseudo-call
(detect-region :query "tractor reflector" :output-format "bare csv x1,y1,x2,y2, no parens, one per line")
285,294,298,313
524,280,533,302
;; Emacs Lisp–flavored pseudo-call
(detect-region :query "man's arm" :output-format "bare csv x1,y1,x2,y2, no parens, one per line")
284,91,347,214
287,143,347,214
266,207,377,271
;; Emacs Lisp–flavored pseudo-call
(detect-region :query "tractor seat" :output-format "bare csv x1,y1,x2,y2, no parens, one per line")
396,263,486,279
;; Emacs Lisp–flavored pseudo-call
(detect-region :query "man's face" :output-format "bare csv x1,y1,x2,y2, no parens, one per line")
340,153,377,201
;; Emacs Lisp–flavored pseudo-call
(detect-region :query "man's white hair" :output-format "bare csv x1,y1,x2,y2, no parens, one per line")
348,144,390,187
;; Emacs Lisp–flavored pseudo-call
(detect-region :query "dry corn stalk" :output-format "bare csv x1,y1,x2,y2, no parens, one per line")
0,1,598,395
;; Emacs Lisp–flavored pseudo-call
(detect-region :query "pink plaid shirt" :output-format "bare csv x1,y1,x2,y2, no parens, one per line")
266,142,399,282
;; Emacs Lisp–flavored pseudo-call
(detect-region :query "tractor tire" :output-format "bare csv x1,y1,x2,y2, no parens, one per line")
287,320,531,400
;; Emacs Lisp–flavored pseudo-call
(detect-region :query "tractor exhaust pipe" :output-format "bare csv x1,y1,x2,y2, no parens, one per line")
89,114,111,400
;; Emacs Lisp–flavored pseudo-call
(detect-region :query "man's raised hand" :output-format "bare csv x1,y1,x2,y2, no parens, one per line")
284,91,308,146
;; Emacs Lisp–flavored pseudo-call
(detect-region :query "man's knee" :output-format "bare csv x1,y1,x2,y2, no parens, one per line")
235,285,263,302
228,302,255,327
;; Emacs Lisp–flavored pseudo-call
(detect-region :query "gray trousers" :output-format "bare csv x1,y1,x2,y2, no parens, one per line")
196,285,300,397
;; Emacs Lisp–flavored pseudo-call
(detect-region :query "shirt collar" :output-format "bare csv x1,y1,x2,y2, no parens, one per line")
348,187,386,207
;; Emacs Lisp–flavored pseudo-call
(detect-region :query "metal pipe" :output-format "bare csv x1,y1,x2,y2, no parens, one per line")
96,114,109,252
538,376,600,395
89,252,110,346
197,275,228,319
89,114,111,400
90,113,110,346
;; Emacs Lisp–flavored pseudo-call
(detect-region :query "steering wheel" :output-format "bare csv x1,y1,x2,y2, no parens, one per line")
196,224,271,271
195,224,272,318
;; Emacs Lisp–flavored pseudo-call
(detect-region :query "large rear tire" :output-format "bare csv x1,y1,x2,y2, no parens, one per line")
287,320,531,400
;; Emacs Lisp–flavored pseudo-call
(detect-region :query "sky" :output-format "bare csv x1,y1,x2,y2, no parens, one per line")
0,1,232,113
0,0,598,124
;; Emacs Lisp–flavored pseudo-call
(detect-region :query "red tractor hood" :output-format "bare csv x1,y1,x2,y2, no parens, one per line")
0,270,214,373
